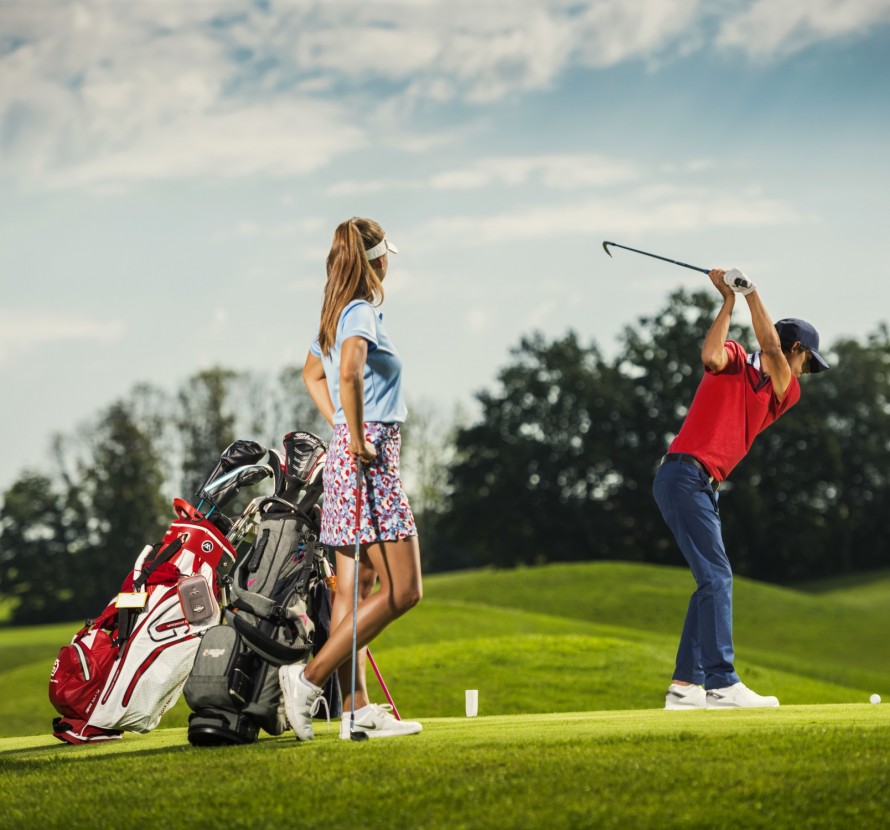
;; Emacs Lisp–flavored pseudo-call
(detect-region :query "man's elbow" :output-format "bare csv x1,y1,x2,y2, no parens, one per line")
701,348,725,371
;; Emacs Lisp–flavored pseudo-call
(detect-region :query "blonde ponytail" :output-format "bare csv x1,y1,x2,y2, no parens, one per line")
317,218,386,355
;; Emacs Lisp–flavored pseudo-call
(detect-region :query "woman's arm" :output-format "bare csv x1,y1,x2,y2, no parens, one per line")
302,352,335,428
339,336,377,463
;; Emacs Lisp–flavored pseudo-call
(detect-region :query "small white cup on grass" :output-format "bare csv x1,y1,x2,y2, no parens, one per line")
465,689,478,717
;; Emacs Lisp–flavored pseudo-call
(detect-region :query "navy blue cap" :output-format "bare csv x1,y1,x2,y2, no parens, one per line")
775,318,830,373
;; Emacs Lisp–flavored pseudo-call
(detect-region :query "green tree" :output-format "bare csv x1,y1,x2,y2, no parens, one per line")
67,400,171,611
441,292,890,582
732,327,890,579
0,400,169,623
176,367,239,497
399,399,461,571
0,472,85,624
445,332,638,567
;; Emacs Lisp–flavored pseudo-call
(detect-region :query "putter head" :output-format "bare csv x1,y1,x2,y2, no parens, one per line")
602,241,614,257
350,731,369,742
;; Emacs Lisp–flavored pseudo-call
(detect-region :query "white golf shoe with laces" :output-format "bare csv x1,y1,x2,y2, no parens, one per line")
664,683,706,710
339,704,423,740
706,682,779,708
279,665,327,741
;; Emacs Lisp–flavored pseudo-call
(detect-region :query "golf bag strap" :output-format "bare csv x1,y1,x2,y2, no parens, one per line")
134,537,184,591
226,610,311,666
115,536,185,646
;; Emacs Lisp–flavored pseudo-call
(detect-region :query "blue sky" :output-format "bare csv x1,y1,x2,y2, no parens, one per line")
1,0,889,491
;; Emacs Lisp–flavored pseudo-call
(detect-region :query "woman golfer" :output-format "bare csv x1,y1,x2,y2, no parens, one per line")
279,216,423,741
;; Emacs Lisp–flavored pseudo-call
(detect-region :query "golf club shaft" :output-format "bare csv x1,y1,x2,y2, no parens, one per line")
350,457,363,734
367,648,401,720
602,241,711,275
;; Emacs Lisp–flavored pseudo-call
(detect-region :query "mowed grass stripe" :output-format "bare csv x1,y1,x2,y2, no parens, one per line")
2,707,889,830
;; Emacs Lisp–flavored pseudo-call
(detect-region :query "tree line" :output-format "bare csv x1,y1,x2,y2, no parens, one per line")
3,289,889,624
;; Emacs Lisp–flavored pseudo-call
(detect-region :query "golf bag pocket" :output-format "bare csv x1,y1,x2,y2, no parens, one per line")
49,628,117,720
184,624,251,711
178,575,218,625
184,625,270,745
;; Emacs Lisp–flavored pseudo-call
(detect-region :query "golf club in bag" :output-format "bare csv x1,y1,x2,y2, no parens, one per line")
48,440,269,745
184,431,340,746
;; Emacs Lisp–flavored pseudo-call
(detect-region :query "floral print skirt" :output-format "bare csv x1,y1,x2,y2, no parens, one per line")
320,422,417,546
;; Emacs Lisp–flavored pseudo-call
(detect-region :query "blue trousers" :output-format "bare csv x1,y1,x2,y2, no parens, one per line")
653,461,740,689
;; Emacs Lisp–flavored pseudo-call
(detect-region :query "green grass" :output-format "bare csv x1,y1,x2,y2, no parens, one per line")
2,708,889,829
1,561,888,828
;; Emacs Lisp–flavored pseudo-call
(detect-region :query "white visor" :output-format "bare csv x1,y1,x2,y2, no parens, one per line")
365,237,398,259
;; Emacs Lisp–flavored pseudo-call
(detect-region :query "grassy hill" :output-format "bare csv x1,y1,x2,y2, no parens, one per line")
1,561,887,738
2,561,889,829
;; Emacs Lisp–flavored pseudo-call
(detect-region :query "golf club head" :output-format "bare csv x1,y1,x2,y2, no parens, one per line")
349,730,369,742
602,240,615,257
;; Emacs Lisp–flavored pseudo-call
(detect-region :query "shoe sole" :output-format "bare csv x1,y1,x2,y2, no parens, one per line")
706,702,780,709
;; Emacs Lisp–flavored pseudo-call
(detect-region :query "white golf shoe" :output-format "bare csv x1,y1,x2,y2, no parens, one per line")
706,682,779,709
339,704,423,740
664,683,706,710
279,665,326,741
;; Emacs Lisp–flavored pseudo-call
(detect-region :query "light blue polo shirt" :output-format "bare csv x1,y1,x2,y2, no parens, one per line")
310,299,408,425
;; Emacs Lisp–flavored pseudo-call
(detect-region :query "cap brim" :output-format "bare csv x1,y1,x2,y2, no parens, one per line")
385,239,399,254
809,350,830,373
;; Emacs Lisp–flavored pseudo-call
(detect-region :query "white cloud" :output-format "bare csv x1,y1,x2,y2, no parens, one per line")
327,153,640,197
0,3,364,191
717,0,890,58
0,310,125,366
218,217,328,241
430,154,640,191
1,0,886,192
326,179,422,197
410,185,804,248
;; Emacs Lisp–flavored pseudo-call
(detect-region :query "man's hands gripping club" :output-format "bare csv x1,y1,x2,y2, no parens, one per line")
723,268,757,295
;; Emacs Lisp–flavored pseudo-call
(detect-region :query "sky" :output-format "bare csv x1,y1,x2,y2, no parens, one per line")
1,0,889,492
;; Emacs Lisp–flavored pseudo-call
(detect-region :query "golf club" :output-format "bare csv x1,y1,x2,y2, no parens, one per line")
349,457,368,742
602,241,711,275
367,648,401,720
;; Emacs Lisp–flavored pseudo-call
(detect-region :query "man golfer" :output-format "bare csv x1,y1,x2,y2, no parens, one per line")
653,266,829,709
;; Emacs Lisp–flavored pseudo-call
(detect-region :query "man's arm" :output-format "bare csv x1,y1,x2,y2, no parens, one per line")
701,268,735,371
744,289,793,400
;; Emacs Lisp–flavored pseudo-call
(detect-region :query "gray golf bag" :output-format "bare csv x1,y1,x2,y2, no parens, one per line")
184,431,340,745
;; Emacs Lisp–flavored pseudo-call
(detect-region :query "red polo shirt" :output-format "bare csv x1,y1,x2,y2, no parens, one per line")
668,340,800,481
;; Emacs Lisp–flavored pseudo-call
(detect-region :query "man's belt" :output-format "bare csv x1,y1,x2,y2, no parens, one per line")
660,453,721,491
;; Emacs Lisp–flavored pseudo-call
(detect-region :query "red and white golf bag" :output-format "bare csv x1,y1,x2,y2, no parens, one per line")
49,504,237,744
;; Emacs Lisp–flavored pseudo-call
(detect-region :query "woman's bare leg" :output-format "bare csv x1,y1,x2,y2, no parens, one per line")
304,535,422,687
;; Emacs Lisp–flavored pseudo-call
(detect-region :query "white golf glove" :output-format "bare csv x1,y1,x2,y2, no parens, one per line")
723,268,756,295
